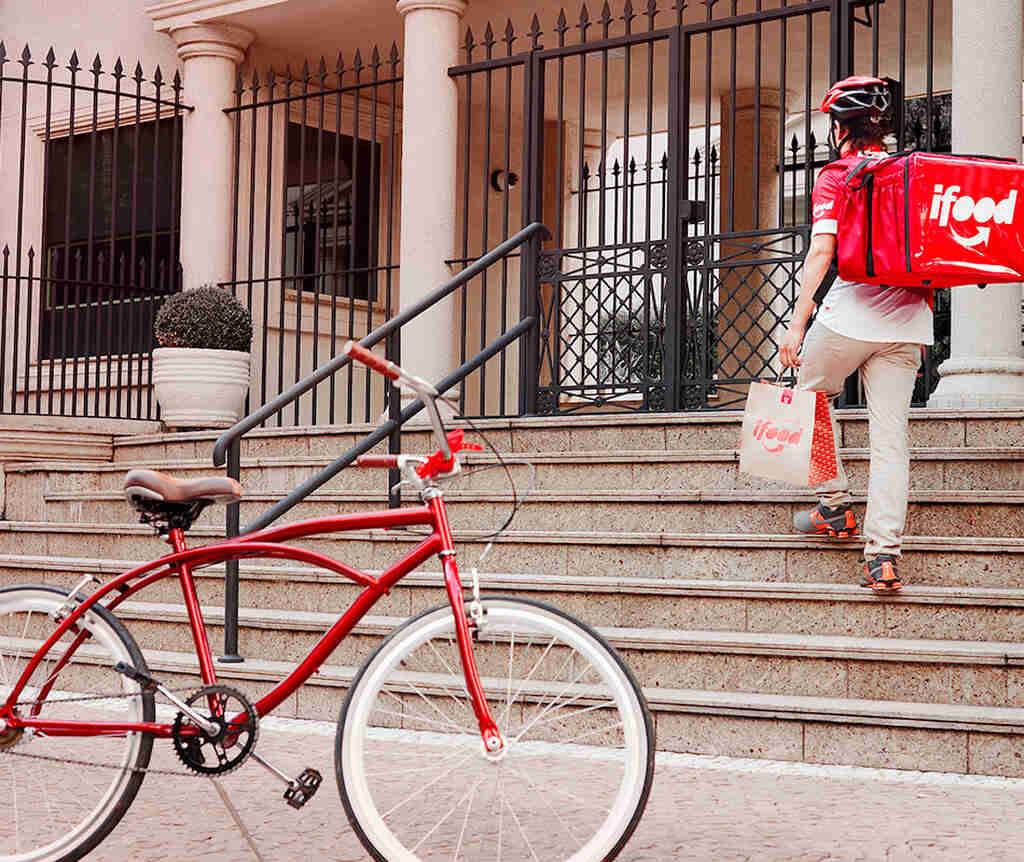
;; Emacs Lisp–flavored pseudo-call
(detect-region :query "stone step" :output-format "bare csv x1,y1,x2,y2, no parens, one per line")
9,446,1024,497
0,522,1020,588
8,555,1024,642
107,410,1024,463
6,635,1024,775
23,488,1024,538
103,601,1024,710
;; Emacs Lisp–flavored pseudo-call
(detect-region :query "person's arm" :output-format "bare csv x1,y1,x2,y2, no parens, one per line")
779,232,836,368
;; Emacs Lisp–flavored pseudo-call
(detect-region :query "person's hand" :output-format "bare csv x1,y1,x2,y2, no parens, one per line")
779,323,805,368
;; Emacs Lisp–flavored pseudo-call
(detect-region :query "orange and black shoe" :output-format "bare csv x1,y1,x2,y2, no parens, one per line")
792,503,859,538
860,554,902,592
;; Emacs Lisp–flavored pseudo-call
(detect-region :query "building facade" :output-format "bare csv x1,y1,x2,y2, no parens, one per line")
0,0,1022,429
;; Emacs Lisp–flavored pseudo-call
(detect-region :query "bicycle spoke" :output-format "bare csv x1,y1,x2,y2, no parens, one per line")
519,697,616,732
508,761,582,845
425,638,472,701
381,749,476,819
380,686,475,735
505,762,613,815
502,635,559,721
514,661,600,742
502,781,541,862
364,746,469,780
451,775,487,860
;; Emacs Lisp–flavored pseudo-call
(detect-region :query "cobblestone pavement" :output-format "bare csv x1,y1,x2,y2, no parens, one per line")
83,717,1024,861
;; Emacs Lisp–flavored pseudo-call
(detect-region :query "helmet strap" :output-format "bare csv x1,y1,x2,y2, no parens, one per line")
827,119,852,158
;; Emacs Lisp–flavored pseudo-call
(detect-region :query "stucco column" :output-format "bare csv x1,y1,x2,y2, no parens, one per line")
928,0,1024,407
717,87,783,382
168,25,254,291
396,0,465,393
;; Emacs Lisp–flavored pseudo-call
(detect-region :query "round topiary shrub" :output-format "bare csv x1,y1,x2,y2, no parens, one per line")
155,285,253,352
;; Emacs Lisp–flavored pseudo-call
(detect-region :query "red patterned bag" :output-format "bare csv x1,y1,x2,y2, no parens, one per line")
739,382,838,487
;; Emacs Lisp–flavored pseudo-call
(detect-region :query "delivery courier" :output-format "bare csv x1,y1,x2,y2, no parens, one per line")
779,76,933,593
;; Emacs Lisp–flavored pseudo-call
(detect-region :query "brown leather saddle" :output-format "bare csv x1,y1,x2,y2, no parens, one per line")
123,469,242,532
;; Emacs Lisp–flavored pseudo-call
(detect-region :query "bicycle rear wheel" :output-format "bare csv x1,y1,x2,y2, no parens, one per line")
0,585,154,862
335,596,655,862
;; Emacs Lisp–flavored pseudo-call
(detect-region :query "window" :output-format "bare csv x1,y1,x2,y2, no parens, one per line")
284,122,380,301
42,120,182,359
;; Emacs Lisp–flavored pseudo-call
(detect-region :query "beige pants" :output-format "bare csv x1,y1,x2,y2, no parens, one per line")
797,321,921,558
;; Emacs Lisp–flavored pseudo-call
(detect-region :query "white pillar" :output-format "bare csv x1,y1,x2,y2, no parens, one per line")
168,25,254,291
396,0,466,391
928,0,1024,407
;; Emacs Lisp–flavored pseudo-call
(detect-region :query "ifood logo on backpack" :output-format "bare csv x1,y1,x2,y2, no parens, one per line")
928,184,1018,249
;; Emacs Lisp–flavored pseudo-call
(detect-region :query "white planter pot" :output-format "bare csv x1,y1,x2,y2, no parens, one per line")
152,348,251,429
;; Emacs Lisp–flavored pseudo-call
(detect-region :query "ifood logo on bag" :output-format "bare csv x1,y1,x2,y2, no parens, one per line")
928,184,1018,249
750,419,803,454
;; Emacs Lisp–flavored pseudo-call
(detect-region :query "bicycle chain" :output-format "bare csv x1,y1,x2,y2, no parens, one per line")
2,684,238,779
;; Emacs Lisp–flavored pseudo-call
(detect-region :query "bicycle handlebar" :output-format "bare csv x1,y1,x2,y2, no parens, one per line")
355,455,399,469
343,342,400,382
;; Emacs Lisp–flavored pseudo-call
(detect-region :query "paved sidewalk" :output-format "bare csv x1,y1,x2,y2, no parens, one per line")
90,717,1024,861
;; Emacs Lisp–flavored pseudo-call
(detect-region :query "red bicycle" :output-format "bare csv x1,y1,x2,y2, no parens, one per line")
0,342,655,862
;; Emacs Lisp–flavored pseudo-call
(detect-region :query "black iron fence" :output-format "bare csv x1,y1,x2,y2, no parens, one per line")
222,47,402,427
452,0,949,414
0,43,185,419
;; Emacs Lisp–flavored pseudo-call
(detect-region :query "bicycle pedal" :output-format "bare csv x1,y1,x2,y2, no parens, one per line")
283,768,322,810
113,661,159,693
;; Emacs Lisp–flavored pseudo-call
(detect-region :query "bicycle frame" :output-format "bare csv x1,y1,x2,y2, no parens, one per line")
1,495,502,749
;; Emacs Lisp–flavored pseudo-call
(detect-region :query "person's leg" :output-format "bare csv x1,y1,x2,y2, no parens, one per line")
796,322,873,511
858,341,921,560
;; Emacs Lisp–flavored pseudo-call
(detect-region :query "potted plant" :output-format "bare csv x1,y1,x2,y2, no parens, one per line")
152,285,253,429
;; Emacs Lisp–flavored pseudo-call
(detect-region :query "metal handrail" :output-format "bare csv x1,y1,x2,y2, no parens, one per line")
212,222,550,662
212,221,551,468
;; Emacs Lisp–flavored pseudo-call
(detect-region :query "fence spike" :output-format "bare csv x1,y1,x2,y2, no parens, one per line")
693,147,701,164
21,44,32,66
464,26,476,57
370,45,381,69
808,130,817,150
335,51,345,79
661,152,669,170
92,53,102,75
389,42,400,65
612,158,621,176
622,1,636,28
318,55,328,79
529,14,543,49
113,56,124,77
710,145,718,165
0,43,6,63
582,161,591,180
645,0,658,26
556,8,569,34
153,65,163,86
267,67,276,87
600,1,613,35
133,61,144,82
577,4,591,40
45,46,57,68
1,245,8,257
503,18,516,49
173,68,182,89
353,48,363,75
483,21,495,47
27,246,34,260
629,156,637,173
302,58,310,80
234,71,244,95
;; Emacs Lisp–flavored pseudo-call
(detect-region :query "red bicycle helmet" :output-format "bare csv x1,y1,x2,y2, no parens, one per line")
820,75,892,120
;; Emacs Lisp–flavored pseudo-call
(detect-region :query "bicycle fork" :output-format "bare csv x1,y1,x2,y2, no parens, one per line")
428,496,504,754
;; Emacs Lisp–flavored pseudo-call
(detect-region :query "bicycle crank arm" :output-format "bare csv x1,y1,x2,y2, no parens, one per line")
113,663,219,737
251,752,323,809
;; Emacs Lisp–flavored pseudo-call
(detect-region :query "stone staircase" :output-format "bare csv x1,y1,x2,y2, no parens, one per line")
2,410,1023,776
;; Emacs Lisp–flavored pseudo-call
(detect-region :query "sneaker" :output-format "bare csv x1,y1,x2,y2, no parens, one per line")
793,503,859,538
860,554,902,592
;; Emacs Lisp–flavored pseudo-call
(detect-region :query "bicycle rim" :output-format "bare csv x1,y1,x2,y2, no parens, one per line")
336,597,655,862
0,586,153,862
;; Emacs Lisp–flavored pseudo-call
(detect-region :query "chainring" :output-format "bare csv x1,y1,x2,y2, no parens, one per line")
172,685,258,776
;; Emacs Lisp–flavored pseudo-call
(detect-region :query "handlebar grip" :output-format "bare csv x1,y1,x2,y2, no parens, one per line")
344,341,399,381
355,454,400,469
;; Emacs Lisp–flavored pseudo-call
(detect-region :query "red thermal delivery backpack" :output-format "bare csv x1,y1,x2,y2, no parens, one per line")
823,151,1024,288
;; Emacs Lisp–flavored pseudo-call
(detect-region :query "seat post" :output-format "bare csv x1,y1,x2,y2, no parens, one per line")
169,527,219,687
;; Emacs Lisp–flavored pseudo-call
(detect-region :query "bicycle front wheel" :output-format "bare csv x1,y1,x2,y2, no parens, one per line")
336,596,655,862
0,585,154,862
